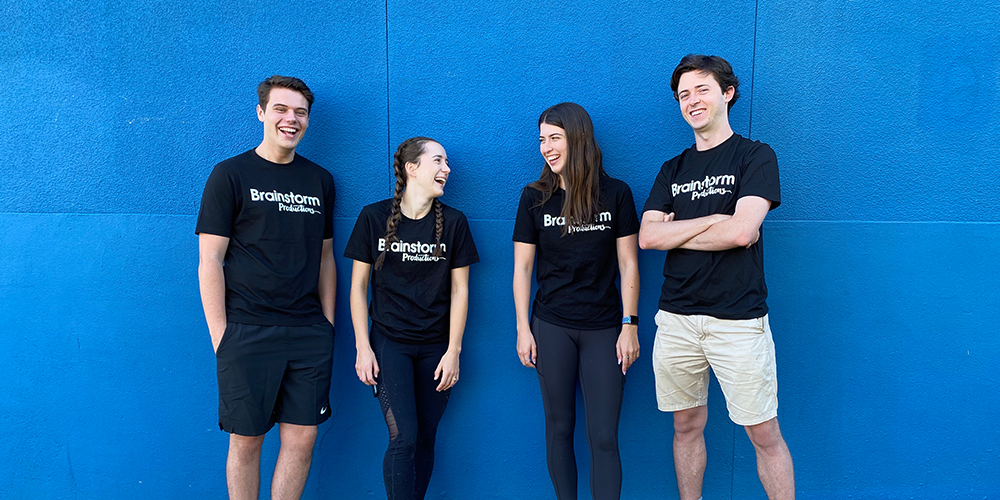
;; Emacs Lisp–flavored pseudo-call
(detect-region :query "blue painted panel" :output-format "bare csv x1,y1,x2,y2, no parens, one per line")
766,221,1000,498
0,0,388,219
385,0,758,222
754,1,1000,222
0,214,219,498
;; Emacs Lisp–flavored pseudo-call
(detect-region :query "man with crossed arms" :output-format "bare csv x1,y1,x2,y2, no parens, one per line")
639,54,795,500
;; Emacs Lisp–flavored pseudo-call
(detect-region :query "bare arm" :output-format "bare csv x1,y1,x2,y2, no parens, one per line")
638,210,730,251
318,238,336,324
198,234,230,353
350,260,378,386
616,234,641,374
435,266,470,392
678,196,772,251
512,242,537,368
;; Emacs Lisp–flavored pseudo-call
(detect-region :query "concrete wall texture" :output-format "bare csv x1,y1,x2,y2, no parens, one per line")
2,0,997,498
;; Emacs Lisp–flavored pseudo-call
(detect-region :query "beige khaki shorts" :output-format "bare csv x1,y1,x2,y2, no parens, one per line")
652,310,778,426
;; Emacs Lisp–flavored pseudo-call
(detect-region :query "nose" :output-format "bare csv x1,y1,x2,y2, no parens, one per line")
441,162,451,173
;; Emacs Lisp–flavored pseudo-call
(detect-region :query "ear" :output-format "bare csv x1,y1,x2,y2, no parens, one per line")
723,86,735,102
404,161,419,178
257,105,265,122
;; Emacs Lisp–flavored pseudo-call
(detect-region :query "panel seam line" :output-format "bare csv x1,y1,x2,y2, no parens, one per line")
385,0,391,188
748,0,759,140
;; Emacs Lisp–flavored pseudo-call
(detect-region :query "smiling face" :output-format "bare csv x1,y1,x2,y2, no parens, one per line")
539,122,568,181
257,87,310,162
406,141,450,198
676,70,733,134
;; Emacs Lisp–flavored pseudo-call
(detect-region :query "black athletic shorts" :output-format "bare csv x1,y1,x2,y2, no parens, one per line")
216,321,335,436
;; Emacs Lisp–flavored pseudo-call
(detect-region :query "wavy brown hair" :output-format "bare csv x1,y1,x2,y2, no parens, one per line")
257,75,314,111
670,54,740,112
373,137,445,270
530,102,605,235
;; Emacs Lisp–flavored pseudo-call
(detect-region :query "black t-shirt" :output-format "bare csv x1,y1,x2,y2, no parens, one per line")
344,199,480,345
512,176,640,329
642,134,780,320
195,149,336,326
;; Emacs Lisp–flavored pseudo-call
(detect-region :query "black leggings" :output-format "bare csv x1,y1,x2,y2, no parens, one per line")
533,317,625,500
370,328,451,500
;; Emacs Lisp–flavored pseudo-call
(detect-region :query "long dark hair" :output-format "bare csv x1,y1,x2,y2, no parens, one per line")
529,102,604,235
373,137,445,270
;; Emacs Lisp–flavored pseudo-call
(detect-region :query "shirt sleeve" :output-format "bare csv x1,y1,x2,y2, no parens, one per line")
738,143,781,210
616,181,640,237
642,160,674,215
512,187,539,243
195,163,236,237
344,206,374,263
450,212,480,268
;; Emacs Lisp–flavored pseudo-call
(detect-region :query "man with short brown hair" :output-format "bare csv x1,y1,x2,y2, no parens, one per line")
197,75,336,500
639,55,795,500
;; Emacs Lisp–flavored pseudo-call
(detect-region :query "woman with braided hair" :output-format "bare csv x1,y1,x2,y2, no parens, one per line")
345,137,479,500
512,103,640,500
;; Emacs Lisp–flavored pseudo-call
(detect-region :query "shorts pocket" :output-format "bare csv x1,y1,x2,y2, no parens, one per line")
216,322,235,358
710,316,765,335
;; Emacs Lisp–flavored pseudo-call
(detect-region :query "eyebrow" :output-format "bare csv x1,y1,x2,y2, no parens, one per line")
271,102,308,111
680,84,710,92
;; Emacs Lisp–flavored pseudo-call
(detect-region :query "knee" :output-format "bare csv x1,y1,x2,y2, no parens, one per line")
415,424,439,446
279,424,318,455
673,407,708,437
229,433,265,460
745,418,785,449
547,414,576,442
388,422,419,453
388,434,418,460
588,428,619,455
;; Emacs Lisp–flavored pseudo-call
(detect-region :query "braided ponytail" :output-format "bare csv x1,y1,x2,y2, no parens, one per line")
374,137,438,270
374,151,406,270
432,198,444,257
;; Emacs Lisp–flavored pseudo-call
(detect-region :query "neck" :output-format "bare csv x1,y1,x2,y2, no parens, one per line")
556,173,566,190
400,189,434,220
693,123,734,151
255,142,296,164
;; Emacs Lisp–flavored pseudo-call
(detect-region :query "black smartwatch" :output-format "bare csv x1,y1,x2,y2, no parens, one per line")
622,315,639,326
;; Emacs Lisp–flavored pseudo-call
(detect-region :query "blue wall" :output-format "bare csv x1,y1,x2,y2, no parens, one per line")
2,1,997,499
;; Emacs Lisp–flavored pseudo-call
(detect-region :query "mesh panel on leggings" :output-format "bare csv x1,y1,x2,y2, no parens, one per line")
377,384,398,440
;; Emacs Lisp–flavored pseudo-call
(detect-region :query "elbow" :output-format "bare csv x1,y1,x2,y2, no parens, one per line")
450,286,469,307
638,230,670,251
732,234,752,248
638,230,654,250
198,257,221,275
349,282,366,302
731,228,758,248
452,281,470,296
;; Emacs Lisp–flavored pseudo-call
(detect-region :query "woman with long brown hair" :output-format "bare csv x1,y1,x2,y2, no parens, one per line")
346,137,479,500
512,103,640,500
